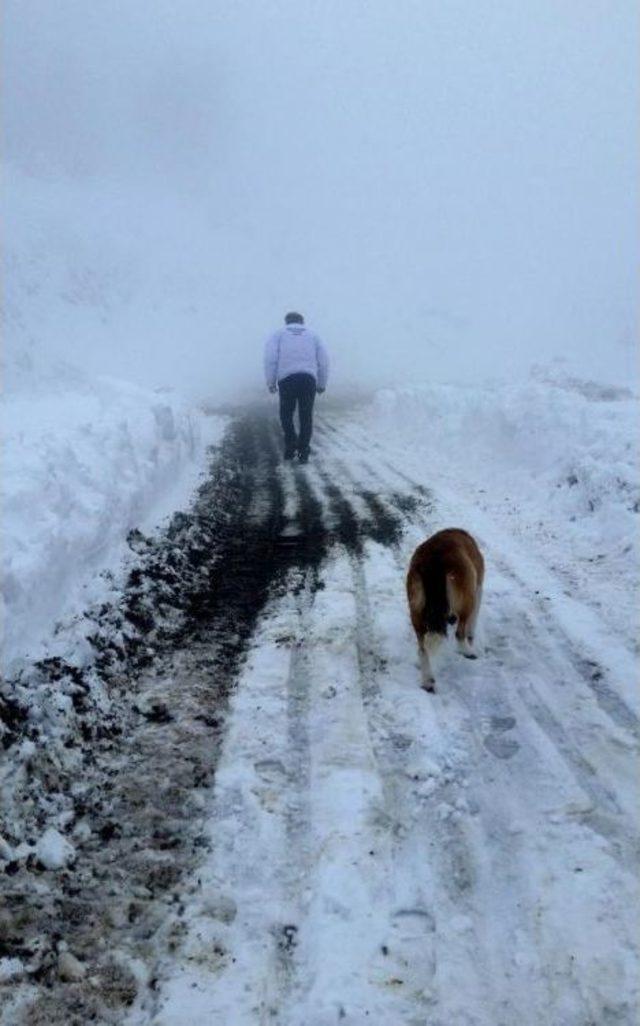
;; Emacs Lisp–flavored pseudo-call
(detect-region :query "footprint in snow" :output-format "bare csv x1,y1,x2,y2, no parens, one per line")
254,759,288,782
373,908,437,993
483,715,520,760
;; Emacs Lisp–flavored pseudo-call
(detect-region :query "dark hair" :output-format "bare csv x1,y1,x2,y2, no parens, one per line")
285,311,304,325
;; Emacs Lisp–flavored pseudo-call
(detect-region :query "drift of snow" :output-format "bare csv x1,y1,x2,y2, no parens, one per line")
1,368,225,673
360,374,639,651
2,164,230,673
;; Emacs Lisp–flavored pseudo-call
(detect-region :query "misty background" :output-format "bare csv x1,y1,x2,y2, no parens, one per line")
3,0,638,399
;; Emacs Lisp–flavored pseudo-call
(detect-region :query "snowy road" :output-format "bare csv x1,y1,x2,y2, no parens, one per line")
2,405,638,1026
134,409,638,1026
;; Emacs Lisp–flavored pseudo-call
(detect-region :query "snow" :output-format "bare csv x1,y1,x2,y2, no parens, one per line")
3,4,636,1017
1,380,637,1025
358,374,639,650
128,392,637,1025
56,949,86,982
0,960,24,985
34,828,76,871
1,368,226,673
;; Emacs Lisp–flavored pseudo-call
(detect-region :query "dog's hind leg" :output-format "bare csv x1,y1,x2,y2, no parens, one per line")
454,596,478,659
467,583,483,649
455,629,476,658
419,632,442,691
450,560,479,659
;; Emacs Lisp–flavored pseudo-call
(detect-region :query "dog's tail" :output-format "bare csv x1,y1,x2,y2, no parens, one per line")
425,557,450,635
408,558,449,636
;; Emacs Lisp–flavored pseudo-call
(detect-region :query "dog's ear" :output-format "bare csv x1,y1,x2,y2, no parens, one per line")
407,570,425,614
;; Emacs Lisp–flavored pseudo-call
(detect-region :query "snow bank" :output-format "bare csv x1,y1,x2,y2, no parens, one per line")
1,372,220,670
358,375,639,640
370,377,637,509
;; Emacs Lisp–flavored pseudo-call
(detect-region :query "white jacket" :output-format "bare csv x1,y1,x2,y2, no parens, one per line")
264,324,329,390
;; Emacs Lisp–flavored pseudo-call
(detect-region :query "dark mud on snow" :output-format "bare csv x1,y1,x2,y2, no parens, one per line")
0,409,417,1025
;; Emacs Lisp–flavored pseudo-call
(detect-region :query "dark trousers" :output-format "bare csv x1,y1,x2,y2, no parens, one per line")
278,373,317,456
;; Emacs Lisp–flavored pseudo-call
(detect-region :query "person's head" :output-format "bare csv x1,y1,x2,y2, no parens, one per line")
285,311,304,325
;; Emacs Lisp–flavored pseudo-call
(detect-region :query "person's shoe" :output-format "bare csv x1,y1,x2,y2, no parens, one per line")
298,450,309,464
283,450,295,461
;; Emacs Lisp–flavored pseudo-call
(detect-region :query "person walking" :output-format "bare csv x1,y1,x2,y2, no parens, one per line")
264,312,329,463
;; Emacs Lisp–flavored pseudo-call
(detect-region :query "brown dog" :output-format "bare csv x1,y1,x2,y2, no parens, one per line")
406,528,484,692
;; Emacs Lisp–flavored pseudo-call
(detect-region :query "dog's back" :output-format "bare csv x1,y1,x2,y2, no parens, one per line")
407,528,484,690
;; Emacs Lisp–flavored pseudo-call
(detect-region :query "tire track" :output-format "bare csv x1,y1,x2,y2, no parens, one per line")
304,459,498,1018
345,548,503,1021
489,555,640,740
270,581,315,1016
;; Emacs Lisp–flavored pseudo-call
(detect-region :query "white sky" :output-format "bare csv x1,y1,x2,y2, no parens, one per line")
4,0,639,394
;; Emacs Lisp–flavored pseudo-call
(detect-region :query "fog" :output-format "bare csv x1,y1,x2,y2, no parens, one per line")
4,0,638,398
